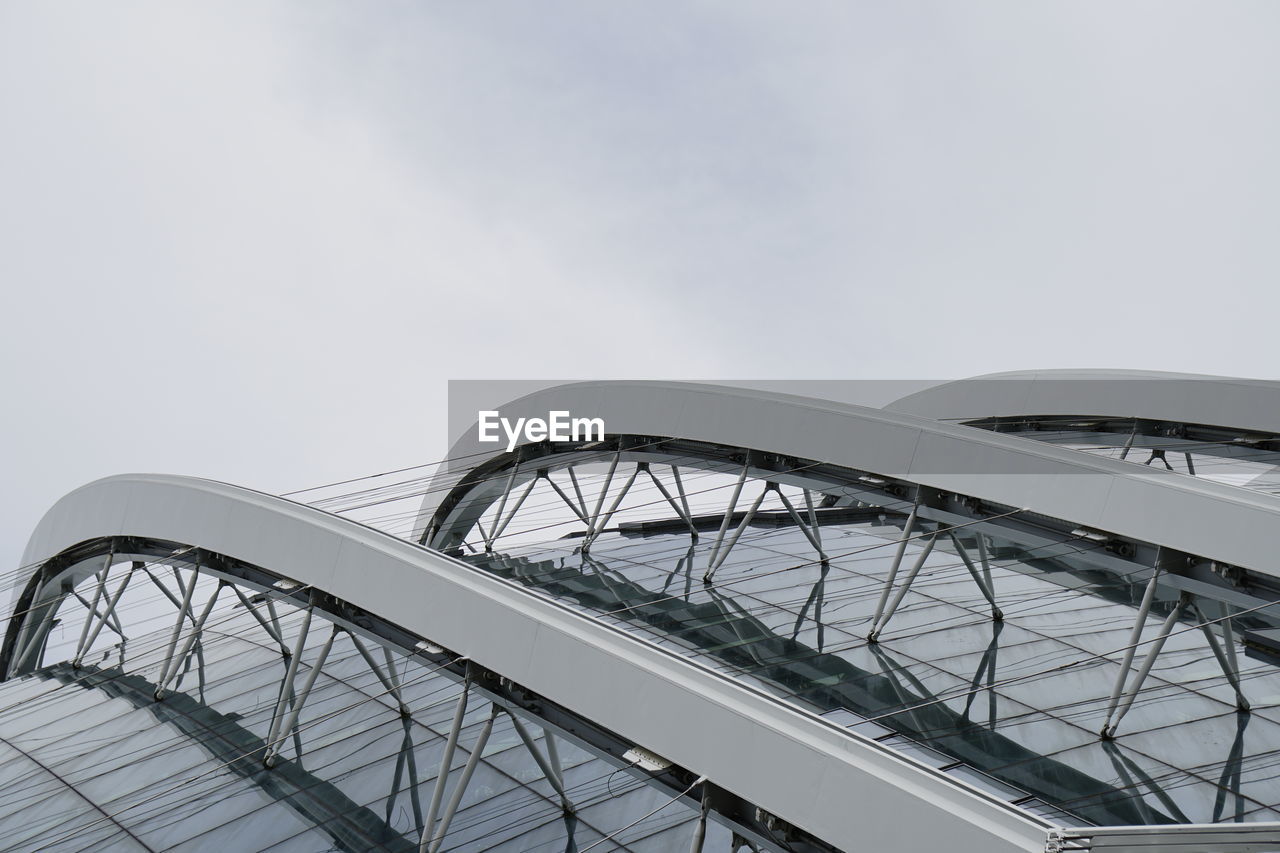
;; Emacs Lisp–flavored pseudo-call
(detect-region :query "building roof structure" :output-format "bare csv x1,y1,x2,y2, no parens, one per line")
5,374,1280,852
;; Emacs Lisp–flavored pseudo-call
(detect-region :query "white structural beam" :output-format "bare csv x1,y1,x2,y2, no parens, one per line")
885,368,1280,435
18,473,1049,853
418,381,1280,582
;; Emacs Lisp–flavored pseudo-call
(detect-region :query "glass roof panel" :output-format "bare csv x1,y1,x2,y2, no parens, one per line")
472,513,1280,827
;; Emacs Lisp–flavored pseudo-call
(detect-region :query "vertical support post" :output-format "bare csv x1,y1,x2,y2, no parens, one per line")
264,607,314,748
350,633,410,716
1102,568,1161,730
490,477,538,545
13,574,77,675
142,567,192,625
12,601,57,675
689,784,710,853
546,472,591,525
383,646,408,715
231,586,288,654
472,516,493,553
542,727,564,789
566,466,589,520
706,462,751,570
1221,603,1244,691
486,462,520,553
977,534,994,600
950,534,1002,621
703,484,770,582
508,712,574,812
421,672,472,851
74,563,136,667
804,489,823,551
154,565,201,695
1120,421,1138,460
645,465,699,540
1103,592,1188,738
156,582,225,698
583,464,641,551
1198,603,1250,713
426,706,499,853
584,452,621,540
266,599,288,655
775,486,826,562
71,592,125,639
386,719,423,830
868,533,937,641
870,505,919,631
72,548,115,665
672,466,694,533
72,569,109,664
264,624,339,767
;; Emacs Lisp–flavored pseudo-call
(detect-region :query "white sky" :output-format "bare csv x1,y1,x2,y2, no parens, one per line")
3,2,1279,567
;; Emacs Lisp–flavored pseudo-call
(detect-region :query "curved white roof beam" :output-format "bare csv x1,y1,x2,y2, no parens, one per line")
420,381,1280,580
884,369,1280,434
11,473,1050,853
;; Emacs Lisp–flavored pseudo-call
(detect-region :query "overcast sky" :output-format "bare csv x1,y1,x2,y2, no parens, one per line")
3,2,1279,567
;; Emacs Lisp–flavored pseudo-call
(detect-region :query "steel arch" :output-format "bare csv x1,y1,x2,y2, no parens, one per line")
5,473,1051,853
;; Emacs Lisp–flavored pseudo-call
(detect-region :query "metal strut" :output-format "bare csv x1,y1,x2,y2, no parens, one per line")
72,560,137,667
1195,602,1250,713
546,471,591,526
775,487,827,564
949,534,1002,621
1102,586,1189,739
489,476,538,550
583,462,641,552
705,461,751,574
869,505,920,634
508,713,575,813
689,781,711,853
422,704,500,853
10,601,56,674
416,677,577,852
262,606,314,757
71,549,115,667
672,466,695,533
643,464,699,541
579,452,622,553
230,586,290,656
484,463,521,553
155,566,225,700
263,623,340,767
566,467,589,523
868,532,937,642
350,633,411,717
421,671,473,852
542,726,564,790
703,483,771,583
70,591,125,640
1119,420,1138,460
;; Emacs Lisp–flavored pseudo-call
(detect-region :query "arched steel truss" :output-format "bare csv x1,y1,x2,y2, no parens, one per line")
4,473,1071,853
12,379,1280,852
3,530,832,853
419,381,1280,581
411,380,1280,852
885,369,1280,436
421,425,1278,746
886,370,1280,508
